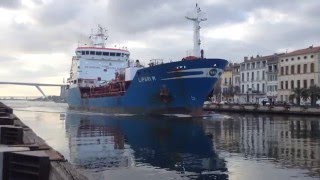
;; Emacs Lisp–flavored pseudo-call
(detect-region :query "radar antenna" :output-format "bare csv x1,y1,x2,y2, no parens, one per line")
185,4,207,57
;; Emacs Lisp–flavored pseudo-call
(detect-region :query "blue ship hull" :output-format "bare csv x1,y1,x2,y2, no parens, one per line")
67,58,228,114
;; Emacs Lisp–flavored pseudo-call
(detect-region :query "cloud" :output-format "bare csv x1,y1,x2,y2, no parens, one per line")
0,0,43,9
105,0,249,35
0,0,21,9
0,55,19,62
33,0,88,26
1,0,320,96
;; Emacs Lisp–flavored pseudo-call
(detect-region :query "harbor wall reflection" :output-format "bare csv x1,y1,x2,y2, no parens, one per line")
203,114,320,177
65,113,228,179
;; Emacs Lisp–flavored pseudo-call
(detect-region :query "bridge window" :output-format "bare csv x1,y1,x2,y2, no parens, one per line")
73,80,77,84
116,53,121,56
86,51,89,55
103,52,109,56
110,52,115,56
90,51,95,55
96,51,102,55
81,51,85,55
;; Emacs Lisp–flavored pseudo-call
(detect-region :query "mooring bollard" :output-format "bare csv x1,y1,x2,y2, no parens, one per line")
3,151,50,180
0,126,23,145
0,117,14,126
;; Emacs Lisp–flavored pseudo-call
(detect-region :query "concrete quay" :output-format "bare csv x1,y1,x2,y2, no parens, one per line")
203,103,320,116
0,102,88,180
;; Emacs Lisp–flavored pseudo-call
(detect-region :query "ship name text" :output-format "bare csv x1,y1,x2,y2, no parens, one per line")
138,76,156,83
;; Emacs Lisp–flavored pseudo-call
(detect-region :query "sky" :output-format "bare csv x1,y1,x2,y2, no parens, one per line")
0,0,320,96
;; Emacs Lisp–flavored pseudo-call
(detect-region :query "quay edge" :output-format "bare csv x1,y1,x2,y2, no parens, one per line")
203,103,320,116
0,101,88,180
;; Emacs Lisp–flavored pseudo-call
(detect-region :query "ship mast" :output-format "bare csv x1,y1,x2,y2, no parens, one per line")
185,4,207,57
89,25,108,48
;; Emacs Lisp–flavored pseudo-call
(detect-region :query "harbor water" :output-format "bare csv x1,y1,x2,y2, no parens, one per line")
2,100,320,180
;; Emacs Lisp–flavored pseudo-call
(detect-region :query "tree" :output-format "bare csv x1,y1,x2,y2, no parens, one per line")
212,78,222,101
289,94,295,103
222,85,235,101
301,89,309,102
308,85,320,106
292,88,307,105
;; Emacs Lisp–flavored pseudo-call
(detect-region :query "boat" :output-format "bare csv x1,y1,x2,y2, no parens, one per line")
66,4,228,114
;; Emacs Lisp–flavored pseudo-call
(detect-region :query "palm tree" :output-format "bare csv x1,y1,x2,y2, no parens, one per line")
289,94,295,103
301,89,310,102
292,88,306,105
308,85,320,106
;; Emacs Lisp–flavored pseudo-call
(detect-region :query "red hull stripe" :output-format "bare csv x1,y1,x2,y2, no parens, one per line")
77,46,129,53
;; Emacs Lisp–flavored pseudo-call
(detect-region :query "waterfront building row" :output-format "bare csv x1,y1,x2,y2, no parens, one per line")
217,45,320,103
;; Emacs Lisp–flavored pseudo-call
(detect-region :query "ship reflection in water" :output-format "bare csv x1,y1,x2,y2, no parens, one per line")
65,112,320,180
65,113,228,179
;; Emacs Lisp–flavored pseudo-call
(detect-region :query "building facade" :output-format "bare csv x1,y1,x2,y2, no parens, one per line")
238,55,276,103
220,64,233,102
232,63,241,103
266,56,281,102
278,46,320,103
215,45,320,104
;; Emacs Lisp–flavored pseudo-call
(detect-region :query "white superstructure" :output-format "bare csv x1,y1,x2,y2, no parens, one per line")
68,25,130,88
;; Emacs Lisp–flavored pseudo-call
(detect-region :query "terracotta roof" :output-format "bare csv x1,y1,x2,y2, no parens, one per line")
267,58,278,64
232,63,240,67
241,54,281,64
282,46,320,57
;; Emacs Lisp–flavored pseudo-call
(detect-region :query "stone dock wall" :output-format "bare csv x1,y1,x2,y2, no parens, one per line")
0,102,88,180
203,103,320,116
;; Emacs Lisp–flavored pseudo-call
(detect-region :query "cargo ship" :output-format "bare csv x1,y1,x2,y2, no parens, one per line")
66,4,228,114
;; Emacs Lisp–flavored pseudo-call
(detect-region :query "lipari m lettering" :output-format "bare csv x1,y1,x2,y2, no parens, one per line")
138,76,156,83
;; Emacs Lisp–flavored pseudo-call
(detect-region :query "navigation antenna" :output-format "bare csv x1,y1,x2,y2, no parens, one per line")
89,25,109,48
185,4,207,57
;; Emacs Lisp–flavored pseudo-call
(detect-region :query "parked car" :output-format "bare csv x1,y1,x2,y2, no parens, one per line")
219,101,228,105
300,101,311,106
204,101,212,105
274,101,287,106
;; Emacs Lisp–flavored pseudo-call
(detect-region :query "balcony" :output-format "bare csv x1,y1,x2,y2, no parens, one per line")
267,70,278,74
